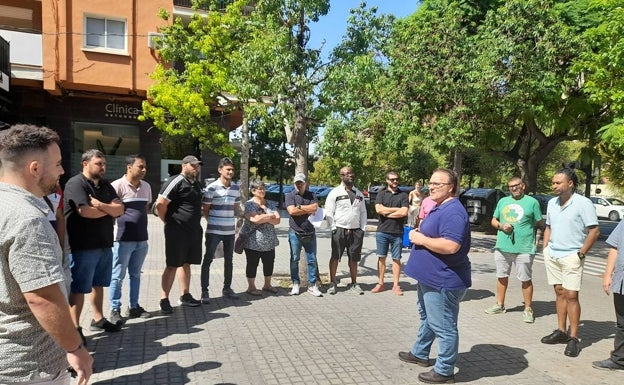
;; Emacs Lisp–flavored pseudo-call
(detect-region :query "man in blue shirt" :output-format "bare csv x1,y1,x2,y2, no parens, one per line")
540,164,599,357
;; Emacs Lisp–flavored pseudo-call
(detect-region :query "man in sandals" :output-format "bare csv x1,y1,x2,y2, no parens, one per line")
372,171,409,295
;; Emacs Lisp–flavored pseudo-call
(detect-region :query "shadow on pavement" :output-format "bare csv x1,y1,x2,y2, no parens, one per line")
89,308,230,373
463,289,494,302
92,361,221,385
455,343,528,382
578,319,617,351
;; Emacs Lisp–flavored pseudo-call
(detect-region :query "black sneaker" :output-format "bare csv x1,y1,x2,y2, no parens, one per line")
160,298,174,314
592,358,624,371
418,369,455,384
126,306,152,319
89,318,121,332
541,329,569,344
398,351,432,367
222,287,239,299
179,293,201,307
109,309,125,326
77,326,87,347
564,337,580,357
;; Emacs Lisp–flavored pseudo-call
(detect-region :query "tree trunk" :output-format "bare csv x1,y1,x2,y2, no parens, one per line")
453,148,462,194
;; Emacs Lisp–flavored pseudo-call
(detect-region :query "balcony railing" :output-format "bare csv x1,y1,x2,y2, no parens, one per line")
173,0,229,10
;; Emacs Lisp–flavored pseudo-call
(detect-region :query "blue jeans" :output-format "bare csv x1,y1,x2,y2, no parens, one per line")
288,230,317,284
375,232,403,259
109,241,149,310
201,233,235,291
411,282,467,376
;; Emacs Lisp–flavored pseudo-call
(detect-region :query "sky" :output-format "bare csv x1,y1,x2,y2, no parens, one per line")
308,1,420,55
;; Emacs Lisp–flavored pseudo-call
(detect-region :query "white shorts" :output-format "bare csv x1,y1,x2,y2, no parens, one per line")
544,249,584,291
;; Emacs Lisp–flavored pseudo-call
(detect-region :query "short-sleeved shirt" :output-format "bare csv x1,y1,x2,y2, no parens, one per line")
159,174,203,231
64,173,119,251
419,197,437,220
404,198,472,290
243,200,279,252
376,187,409,236
285,189,317,234
203,179,240,236
493,194,542,254
606,220,624,295
111,176,152,242
545,193,598,258
0,183,68,382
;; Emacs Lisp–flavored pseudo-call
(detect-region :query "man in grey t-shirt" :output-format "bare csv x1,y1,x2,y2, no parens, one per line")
0,125,92,384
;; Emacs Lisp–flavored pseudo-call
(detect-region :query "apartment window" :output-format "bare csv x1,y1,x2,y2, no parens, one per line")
84,15,127,52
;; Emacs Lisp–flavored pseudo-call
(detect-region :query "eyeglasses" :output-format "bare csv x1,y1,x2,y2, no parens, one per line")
388,178,399,182
508,183,522,190
429,182,452,188
340,172,354,176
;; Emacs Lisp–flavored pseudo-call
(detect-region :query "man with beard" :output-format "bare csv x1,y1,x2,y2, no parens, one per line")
108,154,152,324
154,155,204,313
0,124,93,384
486,177,543,323
64,149,124,343
324,166,367,295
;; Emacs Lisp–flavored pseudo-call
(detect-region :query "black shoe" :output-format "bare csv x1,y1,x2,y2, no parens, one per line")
592,359,624,371
222,287,239,299
541,329,568,344
160,298,174,314
126,306,152,319
76,326,87,347
398,351,432,367
179,293,201,307
89,318,121,332
418,369,455,384
564,337,580,357
109,309,125,326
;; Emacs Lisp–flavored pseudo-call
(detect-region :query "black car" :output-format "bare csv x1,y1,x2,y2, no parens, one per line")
529,193,554,217
459,188,507,225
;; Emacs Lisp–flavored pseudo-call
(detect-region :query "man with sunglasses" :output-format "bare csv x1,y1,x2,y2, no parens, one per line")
371,171,409,295
325,166,368,295
486,177,543,323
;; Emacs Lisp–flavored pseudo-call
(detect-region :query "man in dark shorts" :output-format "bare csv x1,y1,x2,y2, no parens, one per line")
324,166,368,295
154,155,204,313
64,149,124,342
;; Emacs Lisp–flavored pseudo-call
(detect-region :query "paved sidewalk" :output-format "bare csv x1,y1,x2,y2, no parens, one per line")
81,216,621,384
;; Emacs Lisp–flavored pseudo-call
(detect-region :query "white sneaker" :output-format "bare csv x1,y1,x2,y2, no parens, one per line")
290,283,300,295
307,285,323,297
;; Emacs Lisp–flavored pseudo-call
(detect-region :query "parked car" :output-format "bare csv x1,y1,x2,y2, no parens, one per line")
529,193,554,217
590,196,624,221
459,188,507,225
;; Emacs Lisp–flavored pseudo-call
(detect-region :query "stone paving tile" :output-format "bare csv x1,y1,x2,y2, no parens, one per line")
81,215,623,384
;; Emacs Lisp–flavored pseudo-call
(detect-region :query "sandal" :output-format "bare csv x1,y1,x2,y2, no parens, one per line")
246,289,262,296
371,283,385,293
262,286,278,294
392,286,404,296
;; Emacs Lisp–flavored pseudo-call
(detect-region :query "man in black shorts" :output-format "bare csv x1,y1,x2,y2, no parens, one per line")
324,166,368,295
154,155,204,313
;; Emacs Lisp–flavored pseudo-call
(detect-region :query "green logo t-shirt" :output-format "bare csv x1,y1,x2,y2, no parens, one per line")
493,195,542,253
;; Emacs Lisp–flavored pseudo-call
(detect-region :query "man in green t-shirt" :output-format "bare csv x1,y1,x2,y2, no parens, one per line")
485,177,544,323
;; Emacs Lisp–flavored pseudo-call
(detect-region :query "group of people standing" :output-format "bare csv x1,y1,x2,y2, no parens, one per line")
2,123,624,385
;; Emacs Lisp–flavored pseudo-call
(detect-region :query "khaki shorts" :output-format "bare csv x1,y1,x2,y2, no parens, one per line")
543,249,584,291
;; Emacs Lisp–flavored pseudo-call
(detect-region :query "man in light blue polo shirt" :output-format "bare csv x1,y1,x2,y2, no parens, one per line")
540,164,599,358
201,157,241,303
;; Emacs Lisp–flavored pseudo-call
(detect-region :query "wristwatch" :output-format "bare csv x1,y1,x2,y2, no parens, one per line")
296,204,302,210
577,252,586,260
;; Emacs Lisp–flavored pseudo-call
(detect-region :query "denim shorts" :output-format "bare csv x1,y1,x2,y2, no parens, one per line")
69,247,113,293
376,232,403,260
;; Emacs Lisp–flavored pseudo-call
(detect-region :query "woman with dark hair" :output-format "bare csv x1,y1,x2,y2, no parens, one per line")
398,168,471,384
243,180,281,296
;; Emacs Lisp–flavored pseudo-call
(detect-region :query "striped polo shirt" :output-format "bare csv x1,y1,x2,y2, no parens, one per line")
203,179,240,235
111,176,152,241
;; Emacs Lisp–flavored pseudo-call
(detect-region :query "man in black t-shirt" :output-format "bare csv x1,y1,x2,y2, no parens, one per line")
64,149,124,342
153,155,204,314
372,171,409,296
285,173,322,297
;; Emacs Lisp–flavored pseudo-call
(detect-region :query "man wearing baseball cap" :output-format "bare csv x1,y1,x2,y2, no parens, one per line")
153,154,204,314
